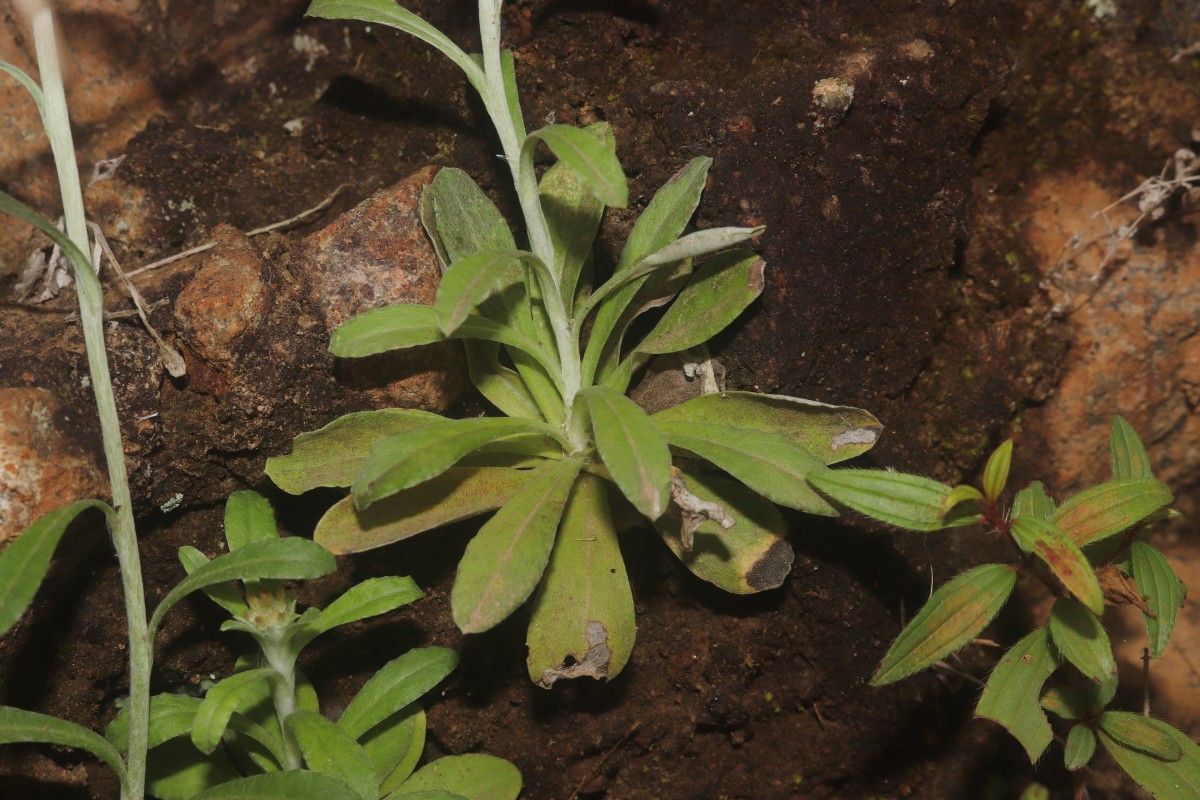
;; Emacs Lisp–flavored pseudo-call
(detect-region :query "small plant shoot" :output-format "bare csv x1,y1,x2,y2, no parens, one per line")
270,0,882,685
106,491,521,800
809,419,1197,798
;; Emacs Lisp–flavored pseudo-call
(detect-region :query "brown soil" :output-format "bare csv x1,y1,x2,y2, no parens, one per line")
3,0,1200,798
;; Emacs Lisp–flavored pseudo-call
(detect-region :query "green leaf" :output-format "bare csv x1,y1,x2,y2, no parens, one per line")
305,0,484,94
1012,481,1056,521
267,409,444,494
337,647,459,739
652,391,881,465
428,168,517,260
0,59,47,118
1132,541,1186,658
192,668,275,755
1048,598,1116,683
223,490,278,549
944,484,985,512
316,467,535,554
1111,415,1153,480
0,706,128,784
635,226,763,271
287,710,378,800
581,386,672,519
149,538,336,637
656,471,793,594
539,125,610,306
294,576,424,649
581,157,711,385
352,417,560,509
189,770,365,800
1064,724,1097,771
1039,685,1088,720
975,627,1060,762
526,474,636,686
1089,673,1119,710
1053,478,1173,547
871,563,1017,686
1099,712,1184,760
635,251,765,356
390,754,521,800
982,439,1013,501
143,739,242,800
0,499,112,638
463,341,543,420
1009,517,1104,616
656,420,834,514
436,249,525,335
361,705,425,795
178,546,248,618
808,469,977,531
1099,719,1200,799
498,48,525,138
452,458,585,633
524,124,627,208
0,192,95,286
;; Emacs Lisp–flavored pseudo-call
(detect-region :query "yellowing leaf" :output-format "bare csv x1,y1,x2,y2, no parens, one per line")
1010,517,1104,616
1053,478,1173,547
982,439,1013,501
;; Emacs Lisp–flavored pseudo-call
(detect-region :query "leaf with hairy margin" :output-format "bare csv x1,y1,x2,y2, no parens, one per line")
1053,478,1173,547
975,627,1060,762
1131,541,1186,658
808,469,978,531
1010,517,1104,615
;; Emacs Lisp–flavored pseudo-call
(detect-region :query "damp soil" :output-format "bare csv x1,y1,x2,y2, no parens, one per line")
3,0,1200,798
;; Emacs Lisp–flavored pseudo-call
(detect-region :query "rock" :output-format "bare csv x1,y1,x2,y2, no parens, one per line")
174,225,273,368
291,166,465,411
0,388,106,545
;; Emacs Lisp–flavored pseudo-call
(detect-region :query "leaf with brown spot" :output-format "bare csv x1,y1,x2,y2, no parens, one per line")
1010,517,1105,616
1053,478,1173,547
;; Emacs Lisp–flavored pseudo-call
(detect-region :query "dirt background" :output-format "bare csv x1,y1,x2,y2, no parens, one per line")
2,0,1200,798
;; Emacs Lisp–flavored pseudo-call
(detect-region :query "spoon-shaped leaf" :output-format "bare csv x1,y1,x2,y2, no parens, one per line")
581,386,671,519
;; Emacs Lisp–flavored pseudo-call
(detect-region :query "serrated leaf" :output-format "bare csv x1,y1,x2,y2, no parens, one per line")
316,467,535,554
189,770,365,800
1053,478,1173,547
192,668,275,755
652,391,881,464
390,753,521,800
306,0,483,94
0,706,128,783
808,469,977,531
1099,712,1184,760
635,250,765,356
1012,481,1056,521
581,157,711,385
361,705,425,795
149,538,335,637
582,386,671,519
1111,415,1153,480
287,710,378,800
352,417,559,509
1099,719,1200,799
1010,517,1104,616
524,124,627,208
1131,541,1186,658
452,458,585,633
337,647,459,739
871,563,1017,686
1065,724,1097,771
267,409,444,494
656,420,834,514
1040,685,1088,720
975,627,1060,762
1049,598,1116,683
526,474,636,686
982,439,1013,501
0,499,112,638
656,471,793,594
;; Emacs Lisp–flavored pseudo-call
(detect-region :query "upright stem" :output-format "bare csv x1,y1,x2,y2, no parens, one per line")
260,639,303,770
30,7,149,799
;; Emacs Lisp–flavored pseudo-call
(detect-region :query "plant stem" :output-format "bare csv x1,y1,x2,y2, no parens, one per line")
260,638,303,770
29,6,150,798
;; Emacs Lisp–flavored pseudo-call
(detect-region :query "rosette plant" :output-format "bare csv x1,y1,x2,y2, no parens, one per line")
269,0,882,685
809,418,1199,798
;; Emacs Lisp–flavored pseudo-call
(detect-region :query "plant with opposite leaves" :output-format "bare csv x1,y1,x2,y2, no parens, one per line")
808,418,1197,799
106,491,521,800
268,0,882,686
